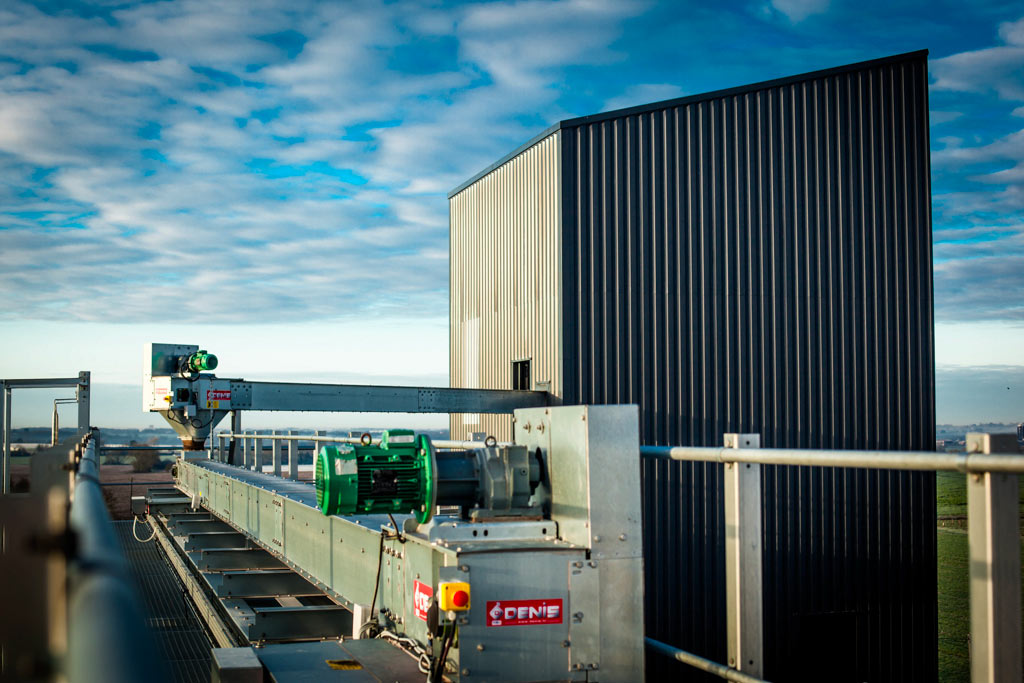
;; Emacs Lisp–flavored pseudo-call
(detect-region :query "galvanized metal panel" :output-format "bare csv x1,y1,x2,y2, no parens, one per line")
449,132,562,441
559,52,935,682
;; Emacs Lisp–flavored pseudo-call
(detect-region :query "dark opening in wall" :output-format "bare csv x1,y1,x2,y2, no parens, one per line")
512,359,531,391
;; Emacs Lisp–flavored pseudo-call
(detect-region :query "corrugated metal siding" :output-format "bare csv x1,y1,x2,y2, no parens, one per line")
449,132,562,441
559,54,934,681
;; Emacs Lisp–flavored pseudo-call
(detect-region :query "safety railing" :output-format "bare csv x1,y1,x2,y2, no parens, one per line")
639,432,1023,683
209,430,510,478
67,431,167,683
1,371,90,495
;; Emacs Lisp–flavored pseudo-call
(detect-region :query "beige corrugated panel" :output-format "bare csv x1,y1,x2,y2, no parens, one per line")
449,131,562,441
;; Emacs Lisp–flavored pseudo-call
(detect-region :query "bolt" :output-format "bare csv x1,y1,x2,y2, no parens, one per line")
574,612,583,620
593,535,600,542
562,640,571,648
619,533,627,541
589,561,597,568
460,564,469,572
574,561,583,568
477,644,485,651
462,669,470,676
523,422,532,432
590,663,599,670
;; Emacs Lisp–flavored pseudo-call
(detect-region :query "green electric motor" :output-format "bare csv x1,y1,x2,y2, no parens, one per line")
187,350,218,372
314,430,437,524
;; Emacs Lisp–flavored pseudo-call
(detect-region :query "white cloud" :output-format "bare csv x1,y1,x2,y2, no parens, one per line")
932,15,1024,100
602,83,686,112
768,0,829,23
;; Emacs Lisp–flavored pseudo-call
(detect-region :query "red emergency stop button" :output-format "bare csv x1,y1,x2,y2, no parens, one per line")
438,580,471,611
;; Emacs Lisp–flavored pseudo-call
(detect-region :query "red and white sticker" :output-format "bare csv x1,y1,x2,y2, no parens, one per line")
486,599,563,627
207,389,231,401
414,580,433,621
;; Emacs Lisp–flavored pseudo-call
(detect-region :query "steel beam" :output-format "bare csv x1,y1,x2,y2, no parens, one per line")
248,604,353,642
208,570,321,598
967,433,1022,683
184,531,250,551
723,433,763,678
240,380,548,414
172,519,232,534
192,548,286,571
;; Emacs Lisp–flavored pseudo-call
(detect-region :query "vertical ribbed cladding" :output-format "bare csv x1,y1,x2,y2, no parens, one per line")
559,53,934,682
449,132,562,441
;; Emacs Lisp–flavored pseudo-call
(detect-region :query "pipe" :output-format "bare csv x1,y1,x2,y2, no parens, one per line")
645,637,769,683
67,434,168,683
640,446,1024,474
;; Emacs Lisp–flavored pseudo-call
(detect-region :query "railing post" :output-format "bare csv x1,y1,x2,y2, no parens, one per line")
314,429,325,458
76,371,90,436
242,431,252,470
967,432,1022,683
2,382,10,495
723,433,763,678
288,430,298,480
272,430,282,477
229,411,242,466
254,431,265,474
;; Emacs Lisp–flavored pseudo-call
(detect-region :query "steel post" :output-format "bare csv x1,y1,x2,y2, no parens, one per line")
229,409,240,466
272,430,282,477
314,429,325,459
967,432,1022,683
76,371,90,436
2,384,9,495
254,431,265,474
243,432,252,470
288,430,298,480
723,434,763,678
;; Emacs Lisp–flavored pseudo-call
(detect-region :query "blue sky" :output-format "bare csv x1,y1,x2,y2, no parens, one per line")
1,0,1023,429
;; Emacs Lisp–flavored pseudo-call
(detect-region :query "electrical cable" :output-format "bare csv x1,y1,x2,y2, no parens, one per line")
132,515,157,543
357,532,387,638
428,624,457,682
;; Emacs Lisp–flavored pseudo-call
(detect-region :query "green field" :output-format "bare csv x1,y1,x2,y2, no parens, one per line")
936,471,1024,682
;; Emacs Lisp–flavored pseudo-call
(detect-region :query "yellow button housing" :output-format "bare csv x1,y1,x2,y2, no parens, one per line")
438,581,471,611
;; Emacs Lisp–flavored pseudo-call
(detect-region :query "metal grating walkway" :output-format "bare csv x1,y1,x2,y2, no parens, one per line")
114,520,213,683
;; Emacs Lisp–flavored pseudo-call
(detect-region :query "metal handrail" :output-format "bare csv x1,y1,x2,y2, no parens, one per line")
214,431,510,450
646,638,770,683
640,445,1024,473
642,433,1022,683
67,432,167,683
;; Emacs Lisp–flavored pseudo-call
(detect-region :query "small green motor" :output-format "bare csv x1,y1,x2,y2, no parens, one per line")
314,430,437,524
187,350,218,372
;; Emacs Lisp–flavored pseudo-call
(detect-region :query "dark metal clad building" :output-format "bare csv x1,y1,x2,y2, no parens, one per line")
449,50,934,682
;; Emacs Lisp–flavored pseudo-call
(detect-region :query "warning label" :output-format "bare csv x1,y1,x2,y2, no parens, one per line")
414,580,433,621
486,599,563,627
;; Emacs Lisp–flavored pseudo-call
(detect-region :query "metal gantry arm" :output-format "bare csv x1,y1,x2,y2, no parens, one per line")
234,380,548,414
